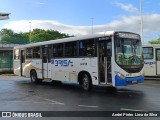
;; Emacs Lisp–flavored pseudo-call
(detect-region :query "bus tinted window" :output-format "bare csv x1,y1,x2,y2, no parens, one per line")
65,42,77,57
143,47,153,59
156,50,160,61
26,47,40,59
53,44,63,57
26,48,32,59
43,46,51,63
79,39,95,57
32,47,41,58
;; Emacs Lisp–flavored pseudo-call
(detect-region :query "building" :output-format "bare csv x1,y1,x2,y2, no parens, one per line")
0,13,10,20
0,44,18,73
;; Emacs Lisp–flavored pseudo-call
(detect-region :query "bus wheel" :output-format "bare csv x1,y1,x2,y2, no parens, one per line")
30,70,41,84
82,73,92,91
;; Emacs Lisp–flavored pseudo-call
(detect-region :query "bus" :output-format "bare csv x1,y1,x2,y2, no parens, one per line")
143,44,160,77
13,31,144,91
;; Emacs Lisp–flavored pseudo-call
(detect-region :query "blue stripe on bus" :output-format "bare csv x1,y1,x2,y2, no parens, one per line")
115,75,144,86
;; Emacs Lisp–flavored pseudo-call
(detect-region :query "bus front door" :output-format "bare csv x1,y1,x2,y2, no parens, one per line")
98,40,112,84
42,46,51,79
156,49,160,75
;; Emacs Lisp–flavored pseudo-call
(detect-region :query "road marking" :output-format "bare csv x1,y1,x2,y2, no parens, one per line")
44,98,65,105
34,101,65,105
78,105,99,108
120,108,146,112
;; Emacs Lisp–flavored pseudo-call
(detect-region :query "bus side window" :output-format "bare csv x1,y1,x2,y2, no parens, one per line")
143,47,153,60
79,41,85,56
32,47,40,58
79,39,95,57
53,44,63,57
65,42,77,57
26,48,32,59
156,50,160,61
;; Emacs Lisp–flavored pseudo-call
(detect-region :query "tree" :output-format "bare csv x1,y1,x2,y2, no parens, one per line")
0,29,14,43
0,28,72,44
148,38,160,44
30,29,71,43
0,29,29,44
31,33,54,43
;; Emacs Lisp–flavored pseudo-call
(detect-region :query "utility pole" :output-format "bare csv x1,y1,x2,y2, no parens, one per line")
140,0,144,45
91,18,94,34
29,22,32,43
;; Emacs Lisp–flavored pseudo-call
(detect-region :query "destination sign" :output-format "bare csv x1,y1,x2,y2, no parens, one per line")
116,32,140,39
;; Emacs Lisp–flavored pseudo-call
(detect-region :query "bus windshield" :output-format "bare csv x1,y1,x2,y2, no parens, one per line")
114,33,143,73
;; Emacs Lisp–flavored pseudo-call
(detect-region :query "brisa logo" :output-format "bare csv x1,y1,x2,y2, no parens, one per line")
144,61,156,65
51,59,73,67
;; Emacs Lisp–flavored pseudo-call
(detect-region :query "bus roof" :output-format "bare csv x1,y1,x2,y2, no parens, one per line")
14,31,138,49
14,31,116,49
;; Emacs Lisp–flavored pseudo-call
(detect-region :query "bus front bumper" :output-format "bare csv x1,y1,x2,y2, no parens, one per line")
115,75,144,86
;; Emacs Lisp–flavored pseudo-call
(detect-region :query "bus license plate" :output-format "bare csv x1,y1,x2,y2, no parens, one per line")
132,81,137,84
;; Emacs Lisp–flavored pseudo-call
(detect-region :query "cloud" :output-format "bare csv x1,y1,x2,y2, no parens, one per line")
114,1,138,13
2,14,160,43
35,2,46,5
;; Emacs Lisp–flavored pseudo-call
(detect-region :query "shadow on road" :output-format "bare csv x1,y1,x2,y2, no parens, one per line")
16,80,144,97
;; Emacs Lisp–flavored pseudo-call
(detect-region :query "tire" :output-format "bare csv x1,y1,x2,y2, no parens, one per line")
30,70,42,84
81,73,92,91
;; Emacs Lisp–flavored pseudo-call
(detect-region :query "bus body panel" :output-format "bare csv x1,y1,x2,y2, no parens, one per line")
144,59,156,76
157,61,160,75
115,75,144,86
23,59,43,79
112,60,144,86
14,60,21,76
50,58,99,85
143,45,160,77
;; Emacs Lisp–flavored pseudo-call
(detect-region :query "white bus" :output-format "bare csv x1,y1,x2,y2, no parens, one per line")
143,44,160,77
13,31,144,91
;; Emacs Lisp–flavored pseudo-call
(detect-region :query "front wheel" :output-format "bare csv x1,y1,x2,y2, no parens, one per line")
81,73,92,91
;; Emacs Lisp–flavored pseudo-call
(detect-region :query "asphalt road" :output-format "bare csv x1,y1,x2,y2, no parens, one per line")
0,75,160,120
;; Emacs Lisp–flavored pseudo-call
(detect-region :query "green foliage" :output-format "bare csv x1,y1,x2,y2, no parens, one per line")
0,28,72,44
148,38,160,44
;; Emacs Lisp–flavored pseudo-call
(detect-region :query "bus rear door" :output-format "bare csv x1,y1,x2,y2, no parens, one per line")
20,50,25,76
42,45,51,79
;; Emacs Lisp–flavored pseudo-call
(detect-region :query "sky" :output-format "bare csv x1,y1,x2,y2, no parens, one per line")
1,0,160,44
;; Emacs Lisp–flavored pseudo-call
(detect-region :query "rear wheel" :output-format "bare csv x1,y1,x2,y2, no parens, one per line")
30,70,42,84
81,73,92,91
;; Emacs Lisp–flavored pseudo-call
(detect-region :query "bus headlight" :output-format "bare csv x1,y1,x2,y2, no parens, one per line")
115,71,125,79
